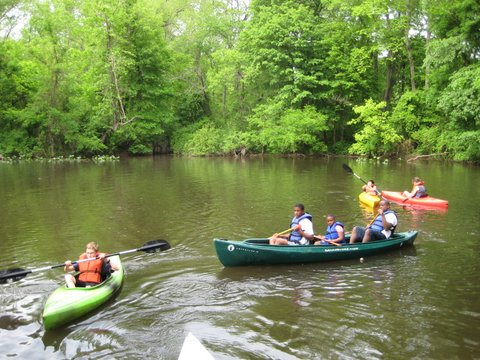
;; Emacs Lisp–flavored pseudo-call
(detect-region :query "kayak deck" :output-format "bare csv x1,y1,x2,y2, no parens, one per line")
358,192,381,208
42,255,124,330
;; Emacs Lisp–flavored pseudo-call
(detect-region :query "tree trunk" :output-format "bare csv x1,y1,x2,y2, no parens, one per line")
405,0,416,91
384,55,395,106
405,34,416,91
425,28,431,89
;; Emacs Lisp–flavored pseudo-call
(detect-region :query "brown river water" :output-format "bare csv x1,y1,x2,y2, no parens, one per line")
0,156,479,359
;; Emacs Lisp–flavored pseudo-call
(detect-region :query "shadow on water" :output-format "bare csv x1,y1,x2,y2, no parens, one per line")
0,313,30,330
215,244,417,281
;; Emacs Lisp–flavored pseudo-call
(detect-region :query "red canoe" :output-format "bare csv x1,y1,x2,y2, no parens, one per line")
381,190,448,208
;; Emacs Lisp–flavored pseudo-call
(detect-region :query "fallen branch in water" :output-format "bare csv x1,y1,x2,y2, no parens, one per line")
407,152,448,162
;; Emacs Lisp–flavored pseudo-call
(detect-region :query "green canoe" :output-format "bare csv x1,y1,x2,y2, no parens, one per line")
42,255,124,330
213,231,418,267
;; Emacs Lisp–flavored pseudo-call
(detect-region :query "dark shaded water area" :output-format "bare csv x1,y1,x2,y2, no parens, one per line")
0,156,479,359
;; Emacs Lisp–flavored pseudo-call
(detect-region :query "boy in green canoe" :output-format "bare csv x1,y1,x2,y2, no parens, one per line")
270,203,314,245
64,242,120,288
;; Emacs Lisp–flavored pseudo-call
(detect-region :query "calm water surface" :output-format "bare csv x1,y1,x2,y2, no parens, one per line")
0,157,479,359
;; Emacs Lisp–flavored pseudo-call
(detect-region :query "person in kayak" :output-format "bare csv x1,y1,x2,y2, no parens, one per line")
402,177,428,198
313,214,345,245
362,180,378,196
349,200,398,243
270,203,314,245
64,242,120,288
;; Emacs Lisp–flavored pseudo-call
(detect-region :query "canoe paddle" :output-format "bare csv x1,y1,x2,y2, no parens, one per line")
268,227,297,240
342,163,383,197
313,235,342,246
276,228,295,236
0,239,170,284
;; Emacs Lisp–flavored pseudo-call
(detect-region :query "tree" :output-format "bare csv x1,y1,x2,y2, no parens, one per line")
348,99,403,157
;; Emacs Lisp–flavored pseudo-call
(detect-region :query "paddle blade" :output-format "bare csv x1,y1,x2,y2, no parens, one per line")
140,239,171,253
342,163,353,174
0,268,28,284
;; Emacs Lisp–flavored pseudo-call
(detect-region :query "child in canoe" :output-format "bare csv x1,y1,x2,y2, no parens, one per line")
64,242,120,288
313,214,345,246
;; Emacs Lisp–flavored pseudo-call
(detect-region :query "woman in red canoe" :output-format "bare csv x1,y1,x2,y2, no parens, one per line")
402,177,428,199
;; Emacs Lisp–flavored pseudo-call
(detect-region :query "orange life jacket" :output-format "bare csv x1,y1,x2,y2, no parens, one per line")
77,252,105,284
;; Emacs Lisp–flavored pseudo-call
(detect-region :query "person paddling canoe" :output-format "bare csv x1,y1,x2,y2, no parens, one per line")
270,203,314,245
64,242,120,288
313,214,345,246
349,200,398,243
402,177,428,199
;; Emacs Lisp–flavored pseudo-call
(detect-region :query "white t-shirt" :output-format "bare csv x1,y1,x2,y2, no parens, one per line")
299,218,314,241
382,212,398,238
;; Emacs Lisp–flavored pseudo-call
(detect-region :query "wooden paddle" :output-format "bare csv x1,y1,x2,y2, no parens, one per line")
342,163,383,197
313,235,342,246
366,216,377,228
268,227,295,239
0,239,171,284
276,227,295,236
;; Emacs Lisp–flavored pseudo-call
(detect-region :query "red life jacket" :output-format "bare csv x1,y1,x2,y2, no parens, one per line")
77,252,105,284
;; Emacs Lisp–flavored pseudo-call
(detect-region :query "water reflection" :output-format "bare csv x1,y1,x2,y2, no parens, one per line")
0,157,479,359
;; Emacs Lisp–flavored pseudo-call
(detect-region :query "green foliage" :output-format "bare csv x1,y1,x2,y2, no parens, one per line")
239,1,323,104
0,0,479,161
413,64,480,162
348,99,403,157
390,90,435,136
247,104,328,153
443,131,480,161
171,120,224,156
436,64,480,131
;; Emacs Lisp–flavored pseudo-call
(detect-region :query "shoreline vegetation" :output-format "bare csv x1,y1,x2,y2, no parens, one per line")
0,151,459,165
1,1,479,164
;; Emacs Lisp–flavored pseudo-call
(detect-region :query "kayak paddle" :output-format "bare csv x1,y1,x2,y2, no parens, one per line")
0,239,170,284
342,163,383,197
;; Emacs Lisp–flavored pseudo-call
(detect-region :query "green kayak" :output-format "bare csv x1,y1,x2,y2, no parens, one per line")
213,231,418,267
42,255,124,330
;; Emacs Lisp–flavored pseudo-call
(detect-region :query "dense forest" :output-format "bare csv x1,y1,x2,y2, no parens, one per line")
0,0,479,161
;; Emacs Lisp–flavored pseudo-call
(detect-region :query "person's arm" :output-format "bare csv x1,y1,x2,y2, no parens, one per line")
331,225,345,243
98,253,120,272
298,220,314,241
379,209,394,230
108,257,120,271
384,213,397,229
64,260,76,272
